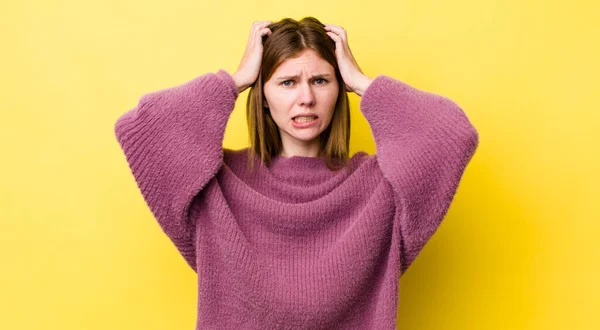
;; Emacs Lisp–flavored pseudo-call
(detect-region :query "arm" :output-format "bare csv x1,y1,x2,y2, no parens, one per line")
359,75,479,276
113,69,239,271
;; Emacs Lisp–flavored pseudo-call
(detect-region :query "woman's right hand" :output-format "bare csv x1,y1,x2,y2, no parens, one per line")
232,21,272,94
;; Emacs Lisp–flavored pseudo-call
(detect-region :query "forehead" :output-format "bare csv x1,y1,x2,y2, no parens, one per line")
273,49,334,75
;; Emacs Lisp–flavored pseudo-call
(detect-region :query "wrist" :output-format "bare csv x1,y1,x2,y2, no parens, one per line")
231,72,249,94
355,75,373,97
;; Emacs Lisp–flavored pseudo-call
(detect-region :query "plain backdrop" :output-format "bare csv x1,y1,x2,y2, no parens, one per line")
1,1,598,329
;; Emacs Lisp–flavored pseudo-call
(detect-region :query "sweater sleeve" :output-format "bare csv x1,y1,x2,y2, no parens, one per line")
359,75,479,276
113,69,239,271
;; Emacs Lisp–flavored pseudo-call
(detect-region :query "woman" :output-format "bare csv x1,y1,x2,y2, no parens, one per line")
114,16,479,329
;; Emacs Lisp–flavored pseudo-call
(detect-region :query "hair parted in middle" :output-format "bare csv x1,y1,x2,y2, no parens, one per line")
245,16,351,173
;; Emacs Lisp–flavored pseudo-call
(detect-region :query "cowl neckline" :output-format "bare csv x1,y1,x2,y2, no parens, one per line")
266,154,338,186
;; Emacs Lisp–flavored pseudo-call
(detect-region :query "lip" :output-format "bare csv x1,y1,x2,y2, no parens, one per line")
291,116,320,128
293,113,319,118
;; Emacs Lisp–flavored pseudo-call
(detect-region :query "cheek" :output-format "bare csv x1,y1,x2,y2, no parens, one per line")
267,98,292,117
321,89,339,112
266,100,292,123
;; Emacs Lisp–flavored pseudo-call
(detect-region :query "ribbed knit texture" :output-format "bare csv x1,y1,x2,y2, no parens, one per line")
114,69,479,329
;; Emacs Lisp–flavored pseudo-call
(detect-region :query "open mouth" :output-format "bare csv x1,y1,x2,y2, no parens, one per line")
292,115,318,123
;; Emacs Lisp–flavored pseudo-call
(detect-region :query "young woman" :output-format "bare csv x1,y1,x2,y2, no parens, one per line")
114,16,479,329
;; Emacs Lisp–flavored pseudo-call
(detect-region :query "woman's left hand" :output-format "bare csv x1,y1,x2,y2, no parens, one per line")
324,24,373,97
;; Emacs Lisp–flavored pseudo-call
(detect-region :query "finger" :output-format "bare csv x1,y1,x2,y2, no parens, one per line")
250,21,272,37
326,31,342,48
327,31,360,72
254,21,272,30
324,23,343,30
260,27,272,37
250,22,272,43
324,25,347,42
326,31,349,59
326,26,354,60
253,20,272,27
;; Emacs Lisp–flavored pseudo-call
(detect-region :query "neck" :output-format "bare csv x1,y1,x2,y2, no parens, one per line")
279,136,322,158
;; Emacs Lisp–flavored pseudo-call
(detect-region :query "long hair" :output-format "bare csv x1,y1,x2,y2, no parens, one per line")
245,16,351,173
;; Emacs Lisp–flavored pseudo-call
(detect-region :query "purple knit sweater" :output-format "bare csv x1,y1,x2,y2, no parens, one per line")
114,69,479,329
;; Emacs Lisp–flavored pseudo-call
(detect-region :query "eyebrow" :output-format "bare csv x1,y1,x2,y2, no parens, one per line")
276,73,332,81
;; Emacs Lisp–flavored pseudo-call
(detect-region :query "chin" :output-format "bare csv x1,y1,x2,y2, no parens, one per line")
292,133,321,142
284,128,322,142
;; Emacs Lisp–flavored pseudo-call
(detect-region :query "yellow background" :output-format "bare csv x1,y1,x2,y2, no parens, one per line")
2,1,598,329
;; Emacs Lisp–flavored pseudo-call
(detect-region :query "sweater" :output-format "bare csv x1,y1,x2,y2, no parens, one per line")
114,69,479,329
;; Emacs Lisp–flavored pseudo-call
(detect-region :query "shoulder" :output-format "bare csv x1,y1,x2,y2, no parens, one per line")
223,146,248,158
349,150,377,169
350,150,372,162
348,151,389,187
223,147,252,168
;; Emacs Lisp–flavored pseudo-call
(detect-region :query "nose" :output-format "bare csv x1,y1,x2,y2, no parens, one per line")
298,82,315,107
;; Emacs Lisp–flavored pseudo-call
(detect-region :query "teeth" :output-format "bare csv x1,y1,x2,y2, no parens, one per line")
294,116,317,123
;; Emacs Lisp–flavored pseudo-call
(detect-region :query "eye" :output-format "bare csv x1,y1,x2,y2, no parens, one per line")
280,79,328,87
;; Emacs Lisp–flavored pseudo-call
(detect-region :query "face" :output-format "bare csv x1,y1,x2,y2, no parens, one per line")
263,49,339,151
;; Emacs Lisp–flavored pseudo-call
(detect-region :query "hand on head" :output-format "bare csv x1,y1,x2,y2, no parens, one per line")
324,24,372,96
232,21,272,93
232,20,372,96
